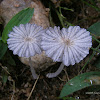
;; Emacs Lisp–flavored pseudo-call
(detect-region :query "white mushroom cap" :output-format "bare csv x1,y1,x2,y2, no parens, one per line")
41,26,92,66
7,23,45,58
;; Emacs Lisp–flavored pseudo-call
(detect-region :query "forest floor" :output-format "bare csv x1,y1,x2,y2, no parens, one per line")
0,0,100,100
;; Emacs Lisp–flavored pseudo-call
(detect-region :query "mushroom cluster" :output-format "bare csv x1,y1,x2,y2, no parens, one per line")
41,26,92,78
7,24,92,79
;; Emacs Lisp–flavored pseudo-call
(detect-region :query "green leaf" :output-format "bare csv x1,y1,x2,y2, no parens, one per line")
87,21,100,36
0,37,2,40
61,97,77,100
0,41,7,59
2,8,34,43
60,71,100,98
7,52,16,66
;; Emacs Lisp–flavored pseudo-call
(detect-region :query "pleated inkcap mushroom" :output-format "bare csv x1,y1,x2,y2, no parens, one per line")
41,26,92,78
7,23,45,79
7,23,44,58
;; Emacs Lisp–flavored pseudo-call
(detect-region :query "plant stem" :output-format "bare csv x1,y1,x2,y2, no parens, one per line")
27,76,39,100
91,47,100,53
46,63,64,78
58,7,74,27
80,44,100,73
92,35,100,44
59,7,74,12
55,9,65,27
81,0,100,12
29,57,38,79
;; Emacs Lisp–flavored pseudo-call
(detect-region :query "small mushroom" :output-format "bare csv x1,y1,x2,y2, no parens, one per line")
7,23,45,79
41,26,92,78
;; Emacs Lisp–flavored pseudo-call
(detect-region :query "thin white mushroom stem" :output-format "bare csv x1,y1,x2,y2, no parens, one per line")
29,57,38,79
46,63,64,78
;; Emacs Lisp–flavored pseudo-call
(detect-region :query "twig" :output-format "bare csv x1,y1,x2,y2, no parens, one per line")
27,75,39,100
0,63,10,75
63,68,69,81
58,77,66,82
11,80,15,100
0,64,15,100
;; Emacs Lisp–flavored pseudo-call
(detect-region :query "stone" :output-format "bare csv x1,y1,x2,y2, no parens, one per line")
0,0,55,71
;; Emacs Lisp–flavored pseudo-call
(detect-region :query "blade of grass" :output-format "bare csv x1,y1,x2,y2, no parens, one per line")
58,7,74,27
91,47,100,53
59,7,74,12
80,44,100,73
55,9,65,27
81,0,100,12
92,35,100,44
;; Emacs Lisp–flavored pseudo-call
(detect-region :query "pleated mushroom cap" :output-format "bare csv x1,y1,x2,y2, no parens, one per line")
7,23,45,58
41,26,92,66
